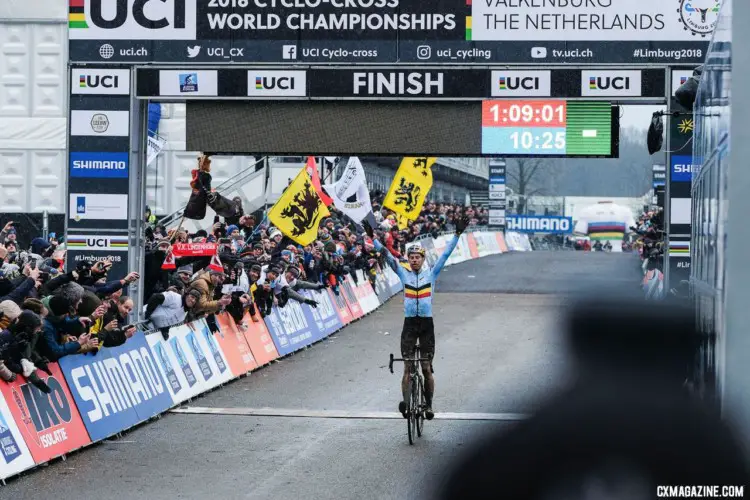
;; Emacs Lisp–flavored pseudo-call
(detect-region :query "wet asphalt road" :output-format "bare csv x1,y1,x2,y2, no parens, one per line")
2,251,642,500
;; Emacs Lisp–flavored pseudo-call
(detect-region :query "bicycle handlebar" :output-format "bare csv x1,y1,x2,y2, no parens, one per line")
388,353,432,374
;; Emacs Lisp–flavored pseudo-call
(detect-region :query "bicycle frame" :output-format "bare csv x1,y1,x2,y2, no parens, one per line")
389,346,432,445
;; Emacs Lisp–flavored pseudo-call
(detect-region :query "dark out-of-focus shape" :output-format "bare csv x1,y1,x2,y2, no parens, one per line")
435,297,749,499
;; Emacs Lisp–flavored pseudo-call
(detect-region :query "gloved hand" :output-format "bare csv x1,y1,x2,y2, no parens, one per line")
455,215,471,236
305,299,319,308
37,363,53,376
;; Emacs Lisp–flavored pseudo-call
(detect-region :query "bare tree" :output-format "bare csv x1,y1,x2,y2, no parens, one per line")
506,158,544,214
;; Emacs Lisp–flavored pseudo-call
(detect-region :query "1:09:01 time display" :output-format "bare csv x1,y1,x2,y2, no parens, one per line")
511,131,566,150
488,103,566,125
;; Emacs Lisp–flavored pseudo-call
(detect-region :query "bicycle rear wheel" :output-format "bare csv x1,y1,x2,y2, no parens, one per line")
406,377,415,445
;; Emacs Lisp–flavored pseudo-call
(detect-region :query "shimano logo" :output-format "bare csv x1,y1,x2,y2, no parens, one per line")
674,164,696,173
506,216,572,233
73,160,127,170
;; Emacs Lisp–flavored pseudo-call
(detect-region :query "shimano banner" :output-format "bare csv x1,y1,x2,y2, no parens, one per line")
69,0,714,64
506,215,573,234
59,332,174,442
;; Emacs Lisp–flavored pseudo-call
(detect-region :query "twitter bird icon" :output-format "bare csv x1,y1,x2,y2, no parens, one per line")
187,46,201,58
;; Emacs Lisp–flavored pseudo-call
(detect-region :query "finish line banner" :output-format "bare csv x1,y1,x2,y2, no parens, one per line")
506,215,573,234
70,1,713,64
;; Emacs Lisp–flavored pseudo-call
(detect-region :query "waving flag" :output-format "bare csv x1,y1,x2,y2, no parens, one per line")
323,157,373,223
268,167,331,246
306,156,333,206
383,157,436,221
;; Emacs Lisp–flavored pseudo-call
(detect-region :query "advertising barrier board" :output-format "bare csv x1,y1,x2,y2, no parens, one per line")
340,276,364,320
373,269,393,305
303,289,344,337
264,300,323,356
328,288,354,326
59,332,173,441
146,333,206,405
214,313,259,376
0,391,34,480
186,319,235,386
238,311,280,367
0,364,91,463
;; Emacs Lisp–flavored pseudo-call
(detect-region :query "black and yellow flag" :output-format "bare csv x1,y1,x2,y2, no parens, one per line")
268,167,331,246
383,157,436,221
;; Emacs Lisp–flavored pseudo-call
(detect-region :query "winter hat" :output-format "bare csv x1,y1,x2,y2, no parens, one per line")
324,241,337,253
0,300,22,322
48,295,71,317
30,237,51,255
77,291,102,318
281,250,292,259
269,228,282,240
10,310,42,335
177,264,193,275
187,289,202,301
252,242,264,250
250,264,262,274
287,266,300,279
58,282,85,305
22,298,46,316
226,225,239,235
320,233,332,244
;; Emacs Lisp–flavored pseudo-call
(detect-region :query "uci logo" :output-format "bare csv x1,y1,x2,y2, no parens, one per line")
80,74,118,88
255,76,295,91
590,76,630,90
68,0,197,41
499,76,538,91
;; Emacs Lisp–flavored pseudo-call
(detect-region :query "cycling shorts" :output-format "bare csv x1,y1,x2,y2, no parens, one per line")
401,317,435,360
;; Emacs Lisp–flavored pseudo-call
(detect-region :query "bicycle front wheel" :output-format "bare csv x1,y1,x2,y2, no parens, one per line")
407,377,415,445
416,375,424,437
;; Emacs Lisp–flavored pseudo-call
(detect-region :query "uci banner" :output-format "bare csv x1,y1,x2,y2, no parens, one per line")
59,332,174,442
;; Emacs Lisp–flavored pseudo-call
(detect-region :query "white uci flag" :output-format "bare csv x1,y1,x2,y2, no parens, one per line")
147,135,167,167
323,157,373,223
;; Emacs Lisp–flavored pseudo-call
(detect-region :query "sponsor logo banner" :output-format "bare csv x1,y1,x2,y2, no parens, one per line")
264,301,324,356
671,155,697,182
72,69,131,95
491,71,551,97
506,215,573,234
70,110,130,137
238,311,280,366
158,70,218,96
185,320,234,385
340,276,363,319
171,242,218,257
0,364,91,463
581,70,642,97
214,313,259,376
302,289,343,337
70,152,129,179
0,388,34,479
66,234,129,251
59,332,173,441
328,287,353,326
247,70,306,97
671,69,694,96
69,193,128,221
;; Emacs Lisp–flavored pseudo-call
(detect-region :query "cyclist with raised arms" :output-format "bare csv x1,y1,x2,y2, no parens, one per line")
364,215,470,420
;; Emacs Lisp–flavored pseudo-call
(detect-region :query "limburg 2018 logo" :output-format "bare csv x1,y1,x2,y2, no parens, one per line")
678,0,721,37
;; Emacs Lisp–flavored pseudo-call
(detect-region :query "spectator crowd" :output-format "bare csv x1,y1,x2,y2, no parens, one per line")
0,162,488,394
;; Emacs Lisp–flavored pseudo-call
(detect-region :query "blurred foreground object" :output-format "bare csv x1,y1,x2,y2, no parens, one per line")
436,298,749,499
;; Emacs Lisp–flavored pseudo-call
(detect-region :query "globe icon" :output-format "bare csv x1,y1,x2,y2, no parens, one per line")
99,44,115,59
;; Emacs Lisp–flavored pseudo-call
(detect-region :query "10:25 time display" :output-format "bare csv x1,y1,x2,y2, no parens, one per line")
511,130,566,150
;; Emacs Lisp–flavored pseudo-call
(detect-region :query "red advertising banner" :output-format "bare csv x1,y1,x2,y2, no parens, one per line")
0,364,91,463
240,311,280,367
328,288,353,325
341,278,363,320
466,233,480,259
172,243,218,257
495,233,509,253
215,313,258,376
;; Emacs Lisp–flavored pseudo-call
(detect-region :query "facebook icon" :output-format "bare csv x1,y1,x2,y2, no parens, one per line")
282,45,297,60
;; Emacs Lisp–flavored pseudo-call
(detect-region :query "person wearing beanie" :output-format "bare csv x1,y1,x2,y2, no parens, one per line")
186,265,231,318
0,311,52,393
39,295,96,362
0,300,22,330
263,263,319,309
22,297,47,318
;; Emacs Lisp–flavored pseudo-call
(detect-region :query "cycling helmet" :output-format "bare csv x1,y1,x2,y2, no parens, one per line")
406,243,426,256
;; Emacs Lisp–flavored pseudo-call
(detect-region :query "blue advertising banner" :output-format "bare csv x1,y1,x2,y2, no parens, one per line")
59,332,173,442
670,155,698,183
69,152,129,179
506,215,573,234
264,300,324,356
303,289,343,337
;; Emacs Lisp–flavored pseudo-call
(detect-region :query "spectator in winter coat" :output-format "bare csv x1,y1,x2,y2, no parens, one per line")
0,311,52,393
145,288,201,331
38,295,97,361
189,269,232,317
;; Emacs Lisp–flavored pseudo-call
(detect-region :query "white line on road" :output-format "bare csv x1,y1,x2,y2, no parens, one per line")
169,407,529,421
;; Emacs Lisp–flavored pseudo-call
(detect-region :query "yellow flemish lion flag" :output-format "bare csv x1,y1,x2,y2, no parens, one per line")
396,213,411,231
268,167,331,246
383,157,436,221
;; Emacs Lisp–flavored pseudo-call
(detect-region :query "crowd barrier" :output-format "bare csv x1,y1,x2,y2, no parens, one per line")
0,230,532,482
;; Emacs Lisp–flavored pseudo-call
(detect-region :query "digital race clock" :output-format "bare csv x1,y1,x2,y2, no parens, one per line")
481,100,614,157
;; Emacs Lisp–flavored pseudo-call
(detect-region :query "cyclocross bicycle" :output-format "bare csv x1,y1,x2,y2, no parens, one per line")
389,346,432,445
